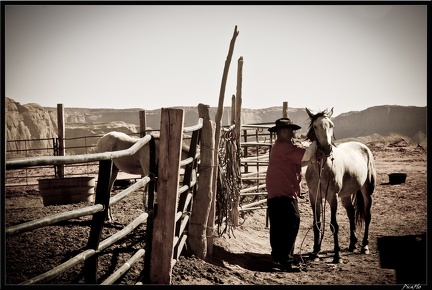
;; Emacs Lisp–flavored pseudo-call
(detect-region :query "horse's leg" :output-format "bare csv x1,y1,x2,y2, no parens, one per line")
309,192,322,261
341,195,358,252
361,189,372,254
328,197,341,264
106,165,119,222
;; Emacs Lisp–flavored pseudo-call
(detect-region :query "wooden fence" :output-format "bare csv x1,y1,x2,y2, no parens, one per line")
6,134,153,284
5,108,203,285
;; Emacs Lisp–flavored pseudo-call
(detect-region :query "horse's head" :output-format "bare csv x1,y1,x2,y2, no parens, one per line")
306,107,335,157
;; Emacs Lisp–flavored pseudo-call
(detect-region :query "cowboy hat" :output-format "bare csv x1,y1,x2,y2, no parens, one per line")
268,117,301,132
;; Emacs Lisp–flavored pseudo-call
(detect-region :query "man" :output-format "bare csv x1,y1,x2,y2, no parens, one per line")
266,117,317,271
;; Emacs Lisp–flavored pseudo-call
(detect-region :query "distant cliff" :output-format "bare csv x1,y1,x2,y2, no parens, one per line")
334,105,426,142
5,97,58,155
5,97,427,156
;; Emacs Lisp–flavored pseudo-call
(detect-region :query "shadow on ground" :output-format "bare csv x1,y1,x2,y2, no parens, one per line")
377,233,427,284
209,245,315,273
210,245,275,272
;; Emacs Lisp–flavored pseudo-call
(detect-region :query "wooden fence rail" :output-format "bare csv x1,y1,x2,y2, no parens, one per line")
21,213,148,285
5,132,155,285
5,134,152,169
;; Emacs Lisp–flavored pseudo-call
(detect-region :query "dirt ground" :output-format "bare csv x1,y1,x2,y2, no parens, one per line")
4,135,428,285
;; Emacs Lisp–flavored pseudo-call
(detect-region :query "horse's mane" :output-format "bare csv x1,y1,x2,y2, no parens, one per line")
306,109,336,144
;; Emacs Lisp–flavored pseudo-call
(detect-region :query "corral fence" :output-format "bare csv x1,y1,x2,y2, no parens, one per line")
5,124,275,214
5,117,278,230
5,131,159,187
5,108,203,284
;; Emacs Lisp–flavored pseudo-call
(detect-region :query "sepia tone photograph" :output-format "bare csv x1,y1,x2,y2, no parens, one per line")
3,3,427,286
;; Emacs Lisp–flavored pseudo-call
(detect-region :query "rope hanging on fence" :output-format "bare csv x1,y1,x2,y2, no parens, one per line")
216,127,241,237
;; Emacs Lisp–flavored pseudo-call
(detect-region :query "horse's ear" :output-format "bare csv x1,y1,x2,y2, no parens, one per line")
306,107,314,118
327,107,334,118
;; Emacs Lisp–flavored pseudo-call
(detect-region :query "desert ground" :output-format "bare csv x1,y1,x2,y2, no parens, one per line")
4,134,428,285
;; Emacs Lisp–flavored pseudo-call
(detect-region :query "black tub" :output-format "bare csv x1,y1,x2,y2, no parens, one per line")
388,173,407,185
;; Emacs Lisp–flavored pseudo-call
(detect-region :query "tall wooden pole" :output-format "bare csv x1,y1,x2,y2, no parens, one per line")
283,101,288,118
231,56,243,227
56,104,65,178
231,95,236,125
188,104,215,260
208,25,239,258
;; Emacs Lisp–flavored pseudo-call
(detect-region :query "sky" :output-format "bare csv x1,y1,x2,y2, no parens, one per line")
4,4,427,117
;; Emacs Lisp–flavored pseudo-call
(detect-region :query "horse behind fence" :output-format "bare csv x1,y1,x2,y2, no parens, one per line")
96,131,190,221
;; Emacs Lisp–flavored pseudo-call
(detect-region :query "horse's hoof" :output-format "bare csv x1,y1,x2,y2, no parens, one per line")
348,244,357,252
310,253,320,262
361,246,370,254
332,257,342,264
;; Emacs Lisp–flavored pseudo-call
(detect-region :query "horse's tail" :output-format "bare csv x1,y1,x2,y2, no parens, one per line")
354,190,365,228
366,147,377,195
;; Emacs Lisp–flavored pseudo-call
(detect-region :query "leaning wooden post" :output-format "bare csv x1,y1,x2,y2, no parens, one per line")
188,104,215,260
139,110,147,137
208,25,239,258
56,104,65,178
231,56,243,227
231,95,236,125
283,101,288,118
149,108,184,284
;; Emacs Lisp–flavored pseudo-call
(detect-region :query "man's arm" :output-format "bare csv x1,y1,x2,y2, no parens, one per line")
301,141,317,167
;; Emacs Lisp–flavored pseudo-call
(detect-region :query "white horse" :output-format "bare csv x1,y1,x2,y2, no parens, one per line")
305,108,376,263
96,131,190,221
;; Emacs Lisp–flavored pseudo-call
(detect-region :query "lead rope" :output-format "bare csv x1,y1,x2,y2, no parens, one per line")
315,157,326,249
316,156,335,250
298,148,334,269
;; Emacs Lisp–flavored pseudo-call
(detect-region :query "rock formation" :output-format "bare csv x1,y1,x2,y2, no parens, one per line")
5,97,427,157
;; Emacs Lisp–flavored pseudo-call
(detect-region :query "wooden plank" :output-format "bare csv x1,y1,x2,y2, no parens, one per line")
149,108,184,284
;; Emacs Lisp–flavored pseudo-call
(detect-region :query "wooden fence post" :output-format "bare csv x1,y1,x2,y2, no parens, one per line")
149,108,184,284
231,95,236,125
231,56,243,227
189,104,215,260
283,101,288,118
56,104,65,177
84,159,113,284
139,110,146,137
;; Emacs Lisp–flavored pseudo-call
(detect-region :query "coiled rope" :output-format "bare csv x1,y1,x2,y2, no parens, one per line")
216,127,241,237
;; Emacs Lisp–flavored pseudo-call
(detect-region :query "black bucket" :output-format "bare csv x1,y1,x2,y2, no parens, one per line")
388,173,407,185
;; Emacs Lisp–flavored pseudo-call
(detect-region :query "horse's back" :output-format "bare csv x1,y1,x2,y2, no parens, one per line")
97,131,147,175
97,131,139,152
337,141,371,153
336,141,376,195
